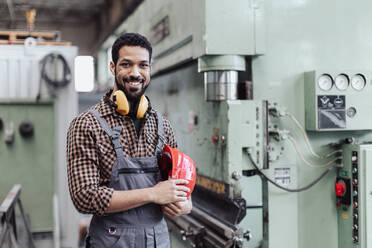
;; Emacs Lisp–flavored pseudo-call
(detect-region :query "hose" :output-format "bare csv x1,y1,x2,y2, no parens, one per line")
247,153,338,193
36,53,71,100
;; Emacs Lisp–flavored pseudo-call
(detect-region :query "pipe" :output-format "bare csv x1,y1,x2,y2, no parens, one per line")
168,205,244,247
203,70,238,101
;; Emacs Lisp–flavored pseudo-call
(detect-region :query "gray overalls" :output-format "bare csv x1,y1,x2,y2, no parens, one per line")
87,109,170,248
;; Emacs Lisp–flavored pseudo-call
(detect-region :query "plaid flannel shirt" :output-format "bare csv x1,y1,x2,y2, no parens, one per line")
66,93,177,215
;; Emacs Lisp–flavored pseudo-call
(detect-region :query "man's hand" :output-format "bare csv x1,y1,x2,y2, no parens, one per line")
151,179,190,205
162,197,192,218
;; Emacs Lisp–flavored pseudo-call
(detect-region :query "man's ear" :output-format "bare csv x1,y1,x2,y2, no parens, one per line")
109,61,115,76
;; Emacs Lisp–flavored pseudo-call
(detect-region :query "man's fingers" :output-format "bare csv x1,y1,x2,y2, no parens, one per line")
162,210,175,218
162,206,177,218
164,212,175,219
172,201,184,208
163,205,178,215
176,185,190,192
175,196,187,202
176,191,188,197
173,179,189,185
166,203,181,213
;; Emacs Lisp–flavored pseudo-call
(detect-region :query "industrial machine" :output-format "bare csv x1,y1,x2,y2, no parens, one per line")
0,34,79,247
96,0,372,247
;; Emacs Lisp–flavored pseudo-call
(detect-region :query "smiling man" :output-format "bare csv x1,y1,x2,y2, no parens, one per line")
66,33,192,248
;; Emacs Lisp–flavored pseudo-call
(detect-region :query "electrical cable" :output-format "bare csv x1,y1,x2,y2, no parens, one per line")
246,153,338,193
286,113,342,158
288,135,341,168
36,53,71,101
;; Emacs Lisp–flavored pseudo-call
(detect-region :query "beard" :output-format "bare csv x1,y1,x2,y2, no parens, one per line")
115,74,149,102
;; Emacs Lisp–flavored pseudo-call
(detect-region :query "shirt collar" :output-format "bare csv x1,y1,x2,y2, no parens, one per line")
97,90,116,117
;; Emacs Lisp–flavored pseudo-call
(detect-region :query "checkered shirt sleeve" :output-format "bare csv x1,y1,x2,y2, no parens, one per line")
163,119,177,149
66,114,114,216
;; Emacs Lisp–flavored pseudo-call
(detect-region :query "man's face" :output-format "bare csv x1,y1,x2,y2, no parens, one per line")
110,46,151,101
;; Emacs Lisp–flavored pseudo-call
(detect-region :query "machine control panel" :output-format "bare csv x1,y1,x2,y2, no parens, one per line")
338,144,372,248
337,149,360,246
351,151,359,244
304,71,372,131
335,178,350,206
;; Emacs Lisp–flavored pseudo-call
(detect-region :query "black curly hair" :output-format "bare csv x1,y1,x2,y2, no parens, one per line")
111,33,152,65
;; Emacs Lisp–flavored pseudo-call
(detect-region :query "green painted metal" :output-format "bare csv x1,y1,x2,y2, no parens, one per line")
198,55,246,72
100,0,264,77
251,1,372,247
304,71,372,131
365,149,372,248
149,63,265,247
106,0,194,74
191,0,256,57
0,101,55,232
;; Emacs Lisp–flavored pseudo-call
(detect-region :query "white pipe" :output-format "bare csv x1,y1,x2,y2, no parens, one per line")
53,194,60,248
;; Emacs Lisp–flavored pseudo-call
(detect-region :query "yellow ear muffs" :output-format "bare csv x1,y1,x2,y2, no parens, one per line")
113,90,129,115
112,90,148,118
136,95,149,118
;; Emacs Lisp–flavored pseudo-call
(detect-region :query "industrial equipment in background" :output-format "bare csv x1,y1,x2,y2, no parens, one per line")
96,0,372,247
0,185,35,248
0,27,78,248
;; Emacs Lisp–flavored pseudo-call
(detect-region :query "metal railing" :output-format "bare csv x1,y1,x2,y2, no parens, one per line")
0,184,35,248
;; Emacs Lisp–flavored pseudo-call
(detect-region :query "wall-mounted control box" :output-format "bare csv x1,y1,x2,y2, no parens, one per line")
304,71,372,131
338,144,372,248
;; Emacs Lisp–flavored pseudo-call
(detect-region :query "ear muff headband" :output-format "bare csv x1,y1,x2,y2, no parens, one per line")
112,90,148,118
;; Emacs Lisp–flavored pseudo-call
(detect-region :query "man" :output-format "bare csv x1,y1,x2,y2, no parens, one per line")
67,33,192,247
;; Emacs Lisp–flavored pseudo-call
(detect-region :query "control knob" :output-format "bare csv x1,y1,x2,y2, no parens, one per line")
335,182,346,197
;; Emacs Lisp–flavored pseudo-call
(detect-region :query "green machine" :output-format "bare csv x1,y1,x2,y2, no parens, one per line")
0,44,79,247
97,0,372,247
0,101,55,232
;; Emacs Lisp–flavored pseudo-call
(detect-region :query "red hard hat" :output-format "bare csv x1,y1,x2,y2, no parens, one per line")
159,145,196,197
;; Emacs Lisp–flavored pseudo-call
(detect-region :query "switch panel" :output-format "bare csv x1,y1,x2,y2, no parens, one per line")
338,144,372,248
304,71,372,131
335,177,351,206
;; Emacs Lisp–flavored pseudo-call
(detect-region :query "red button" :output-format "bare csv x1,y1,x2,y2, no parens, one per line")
335,182,346,197
211,135,219,145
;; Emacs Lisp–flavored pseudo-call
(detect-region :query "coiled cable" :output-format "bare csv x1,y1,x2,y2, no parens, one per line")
36,53,71,100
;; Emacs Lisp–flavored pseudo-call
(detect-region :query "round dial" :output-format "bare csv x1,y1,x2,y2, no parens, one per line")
318,74,333,91
351,74,366,91
335,74,349,90
347,107,357,118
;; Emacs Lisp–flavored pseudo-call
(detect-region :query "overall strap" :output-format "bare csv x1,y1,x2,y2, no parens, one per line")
88,109,124,158
155,111,166,155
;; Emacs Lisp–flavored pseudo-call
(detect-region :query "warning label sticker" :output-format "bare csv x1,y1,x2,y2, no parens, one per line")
274,168,291,186
317,95,346,129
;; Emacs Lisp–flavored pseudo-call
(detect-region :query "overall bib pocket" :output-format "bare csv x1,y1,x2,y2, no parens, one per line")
90,226,136,248
117,167,161,190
